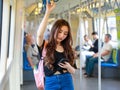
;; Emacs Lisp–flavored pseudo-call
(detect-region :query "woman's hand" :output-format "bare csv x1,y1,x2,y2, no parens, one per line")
58,62,75,74
58,62,71,69
46,0,56,14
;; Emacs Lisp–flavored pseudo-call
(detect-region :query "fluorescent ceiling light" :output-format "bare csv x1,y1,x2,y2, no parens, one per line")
38,2,42,8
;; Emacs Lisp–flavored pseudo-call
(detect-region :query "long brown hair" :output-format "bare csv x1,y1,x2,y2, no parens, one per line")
44,19,75,68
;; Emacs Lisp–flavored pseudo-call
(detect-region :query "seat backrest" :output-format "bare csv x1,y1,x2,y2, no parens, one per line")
117,49,120,66
23,51,32,70
112,49,118,64
106,49,118,64
106,50,113,63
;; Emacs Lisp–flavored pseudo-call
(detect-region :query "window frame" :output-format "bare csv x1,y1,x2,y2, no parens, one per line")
0,0,3,58
7,5,12,57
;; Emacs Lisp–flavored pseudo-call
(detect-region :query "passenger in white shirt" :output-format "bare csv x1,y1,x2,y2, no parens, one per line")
80,32,99,68
82,35,93,50
84,34,112,77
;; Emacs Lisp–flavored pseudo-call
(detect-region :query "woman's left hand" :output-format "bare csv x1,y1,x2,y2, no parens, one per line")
58,62,75,74
58,62,71,69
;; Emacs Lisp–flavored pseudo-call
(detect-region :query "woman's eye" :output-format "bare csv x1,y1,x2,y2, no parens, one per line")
59,30,62,33
64,33,68,35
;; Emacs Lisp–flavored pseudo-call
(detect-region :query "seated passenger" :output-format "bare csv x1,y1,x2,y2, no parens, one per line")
25,34,39,69
25,30,50,69
84,34,112,77
80,32,99,68
89,32,99,53
82,35,93,51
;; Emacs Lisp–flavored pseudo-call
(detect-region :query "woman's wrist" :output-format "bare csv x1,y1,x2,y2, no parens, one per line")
45,10,51,15
67,66,75,74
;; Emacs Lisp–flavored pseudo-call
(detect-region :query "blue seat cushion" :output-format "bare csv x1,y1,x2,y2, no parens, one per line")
23,51,32,70
101,62,118,67
101,49,119,67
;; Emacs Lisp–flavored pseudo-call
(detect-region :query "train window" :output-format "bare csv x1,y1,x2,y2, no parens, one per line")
85,20,88,35
107,17,117,41
94,16,117,41
94,18,105,40
0,0,3,58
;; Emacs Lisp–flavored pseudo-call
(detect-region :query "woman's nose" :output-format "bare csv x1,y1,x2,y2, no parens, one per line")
60,32,64,37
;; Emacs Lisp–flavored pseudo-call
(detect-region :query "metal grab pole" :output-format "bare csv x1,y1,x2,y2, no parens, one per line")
79,16,83,90
79,1,83,90
68,3,71,26
98,0,102,90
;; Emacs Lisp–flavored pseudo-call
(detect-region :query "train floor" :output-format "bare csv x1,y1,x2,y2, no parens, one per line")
21,69,120,90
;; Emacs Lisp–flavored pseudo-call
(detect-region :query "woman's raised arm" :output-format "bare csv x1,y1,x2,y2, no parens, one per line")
37,1,55,46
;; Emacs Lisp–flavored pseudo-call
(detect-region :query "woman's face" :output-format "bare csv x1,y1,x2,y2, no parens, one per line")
56,25,68,43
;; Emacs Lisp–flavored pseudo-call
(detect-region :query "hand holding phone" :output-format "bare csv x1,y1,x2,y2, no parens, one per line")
58,58,69,64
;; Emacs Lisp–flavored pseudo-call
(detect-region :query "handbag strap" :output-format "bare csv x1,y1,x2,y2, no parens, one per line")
37,40,46,60
42,48,46,58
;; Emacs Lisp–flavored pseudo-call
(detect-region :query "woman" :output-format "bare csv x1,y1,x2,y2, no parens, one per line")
37,1,75,90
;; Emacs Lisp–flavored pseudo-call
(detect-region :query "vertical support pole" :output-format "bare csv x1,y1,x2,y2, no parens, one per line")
92,17,95,31
98,0,102,90
68,3,71,26
79,1,82,90
79,15,83,90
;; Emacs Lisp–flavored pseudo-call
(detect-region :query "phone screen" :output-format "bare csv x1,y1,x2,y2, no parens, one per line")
58,58,68,64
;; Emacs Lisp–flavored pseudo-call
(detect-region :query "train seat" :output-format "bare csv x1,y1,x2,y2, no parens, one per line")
23,51,32,70
23,51,34,81
93,49,120,78
101,49,119,67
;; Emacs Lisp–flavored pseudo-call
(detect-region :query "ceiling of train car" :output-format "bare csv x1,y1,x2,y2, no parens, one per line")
24,0,120,17
52,0,80,14
24,0,80,16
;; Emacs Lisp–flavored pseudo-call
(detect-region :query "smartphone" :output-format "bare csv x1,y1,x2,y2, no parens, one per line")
58,58,69,64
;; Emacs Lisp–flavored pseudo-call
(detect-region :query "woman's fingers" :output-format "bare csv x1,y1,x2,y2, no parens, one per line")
58,62,70,69
46,0,56,11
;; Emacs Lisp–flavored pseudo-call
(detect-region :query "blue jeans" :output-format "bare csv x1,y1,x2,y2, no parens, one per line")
86,56,98,76
45,73,74,90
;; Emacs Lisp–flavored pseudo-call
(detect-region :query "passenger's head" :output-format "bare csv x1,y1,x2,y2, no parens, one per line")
49,19,72,45
26,34,34,45
104,34,112,43
84,35,89,41
92,32,98,40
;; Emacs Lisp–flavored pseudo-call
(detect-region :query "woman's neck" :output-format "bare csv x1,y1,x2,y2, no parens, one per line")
56,44,64,52
57,42,62,46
